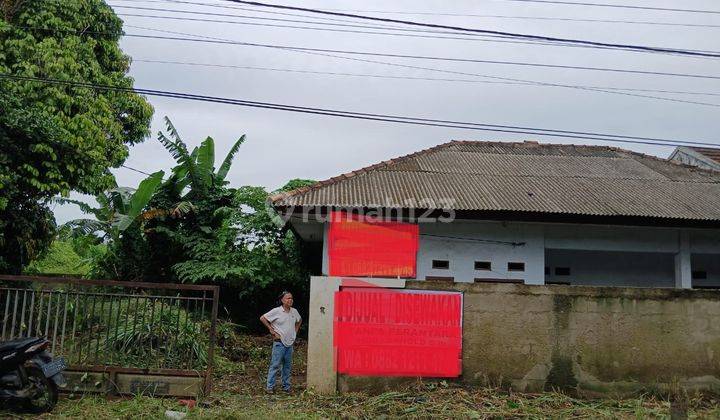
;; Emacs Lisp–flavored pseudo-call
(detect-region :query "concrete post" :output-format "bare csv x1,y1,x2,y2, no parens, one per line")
306,276,408,394
675,230,692,289
321,223,329,275
525,227,546,285
307,276,340,393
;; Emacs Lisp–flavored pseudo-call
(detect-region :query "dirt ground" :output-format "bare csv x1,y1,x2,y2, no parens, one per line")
5,336,720,419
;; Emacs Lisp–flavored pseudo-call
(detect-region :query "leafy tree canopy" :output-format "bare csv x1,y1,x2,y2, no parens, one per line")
1,0,153,195
0,0,153,272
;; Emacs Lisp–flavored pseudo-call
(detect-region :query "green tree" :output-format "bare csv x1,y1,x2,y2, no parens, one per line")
143,117,246,283
223,179,316,328
0,0,153,272
58,171,165,240
57,171,164,280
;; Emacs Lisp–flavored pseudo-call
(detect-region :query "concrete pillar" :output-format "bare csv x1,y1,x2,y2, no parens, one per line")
306,276,340,393
525,226,546,285
306,276,408,394
321,222,329,275
675,230,692,289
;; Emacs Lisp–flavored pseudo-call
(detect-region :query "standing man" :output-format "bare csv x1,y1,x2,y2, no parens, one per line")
260,291,302,393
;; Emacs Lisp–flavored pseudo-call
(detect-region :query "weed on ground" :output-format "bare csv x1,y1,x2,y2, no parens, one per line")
4,335,720,419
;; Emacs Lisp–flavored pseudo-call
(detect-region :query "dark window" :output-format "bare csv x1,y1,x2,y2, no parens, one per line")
432,260,450,269
426,276,454,282
507,262,525,272
545,266,550,275
555,267,571,276
474,278,523,284
475,261,492,271
692,271,708,280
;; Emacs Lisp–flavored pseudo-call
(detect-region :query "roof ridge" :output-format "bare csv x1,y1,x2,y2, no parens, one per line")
444,140,720,176
371,171,719,184
452,139,620,151
269,140,459,204
269,140,720,205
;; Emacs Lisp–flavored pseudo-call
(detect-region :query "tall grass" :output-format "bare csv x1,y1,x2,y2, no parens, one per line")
65,294,210,370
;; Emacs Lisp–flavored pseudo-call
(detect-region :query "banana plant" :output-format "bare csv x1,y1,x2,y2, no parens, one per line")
158,116,245,198
57,171,165,239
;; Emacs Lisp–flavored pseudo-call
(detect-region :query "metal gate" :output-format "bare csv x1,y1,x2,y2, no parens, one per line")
0,275,219,397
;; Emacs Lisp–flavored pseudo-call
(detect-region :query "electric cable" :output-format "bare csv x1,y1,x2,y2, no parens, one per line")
133,58,720,98
2,73,718,149
113,0,720,27
107,2,720,58
115,11,720,80
118,26,720,108
486,0,720,15
21,22,720,108
218,0,720,57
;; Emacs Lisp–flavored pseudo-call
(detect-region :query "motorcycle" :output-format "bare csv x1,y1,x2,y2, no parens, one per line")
0,337,66,413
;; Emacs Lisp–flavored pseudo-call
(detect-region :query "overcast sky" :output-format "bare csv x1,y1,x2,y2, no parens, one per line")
53,0,720,223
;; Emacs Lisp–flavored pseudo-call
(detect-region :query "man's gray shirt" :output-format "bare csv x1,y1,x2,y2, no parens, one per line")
263,306,301,346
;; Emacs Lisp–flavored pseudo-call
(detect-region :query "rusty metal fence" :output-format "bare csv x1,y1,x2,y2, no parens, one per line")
0,275,219,396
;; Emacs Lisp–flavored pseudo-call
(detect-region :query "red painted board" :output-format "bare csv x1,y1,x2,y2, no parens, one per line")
327,211,418,278
334,288,462,377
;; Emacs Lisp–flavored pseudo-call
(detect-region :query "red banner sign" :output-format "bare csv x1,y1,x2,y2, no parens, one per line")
327,211,418,278
334,287,463,377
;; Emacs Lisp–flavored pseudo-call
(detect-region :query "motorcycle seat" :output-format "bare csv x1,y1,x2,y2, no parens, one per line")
0,337,43,354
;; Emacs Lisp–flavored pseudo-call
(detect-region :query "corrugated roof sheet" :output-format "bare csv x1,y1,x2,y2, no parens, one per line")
272,141,720,221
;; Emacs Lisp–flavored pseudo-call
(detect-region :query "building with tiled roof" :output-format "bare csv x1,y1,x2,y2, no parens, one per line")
273,140,720,289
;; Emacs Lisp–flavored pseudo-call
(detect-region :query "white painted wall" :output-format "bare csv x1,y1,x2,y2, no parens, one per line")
316,219,720,287
416,221,545,284
544,224,680,253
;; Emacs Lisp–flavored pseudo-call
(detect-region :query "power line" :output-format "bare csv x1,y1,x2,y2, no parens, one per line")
111,4,486,35
343,12,720,29
111,11,623,58
119,26,720,108
115,11,565,43
320,9,720,29
309,2,720,27
133,58,720,98
113,0,387,26
115,11,720,81
121,164,154,176
133,58,524,84
2,73,718,150
17,23,720,107
488,0,720,15
219,0,720,58
111,4,720,31
117,0,720,26
109,2,720,57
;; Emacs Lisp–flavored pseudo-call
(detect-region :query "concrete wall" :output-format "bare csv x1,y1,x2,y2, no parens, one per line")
327,280,720,396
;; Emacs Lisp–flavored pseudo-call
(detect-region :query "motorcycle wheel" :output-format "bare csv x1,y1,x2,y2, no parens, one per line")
23,367,58,413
